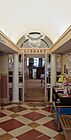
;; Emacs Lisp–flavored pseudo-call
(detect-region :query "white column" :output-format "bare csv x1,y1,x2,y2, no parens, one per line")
50,54,56,102
12,54,19,102
44,54,47,102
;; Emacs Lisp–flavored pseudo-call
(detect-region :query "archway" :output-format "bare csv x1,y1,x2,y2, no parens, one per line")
16,32,53,102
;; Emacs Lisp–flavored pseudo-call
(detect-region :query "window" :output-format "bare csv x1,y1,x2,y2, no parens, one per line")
34,58,39,67
9,71,13,75
19,71,23,76
9,77,13,83
42,58,45,66
19,54,23,63
9,88,13,101
19,77,23,83
19,88,23,101
27,58,29,66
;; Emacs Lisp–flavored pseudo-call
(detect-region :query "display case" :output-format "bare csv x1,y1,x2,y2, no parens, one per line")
53,86,71,126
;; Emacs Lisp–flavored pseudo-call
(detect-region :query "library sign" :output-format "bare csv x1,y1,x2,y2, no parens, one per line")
19,48,51,54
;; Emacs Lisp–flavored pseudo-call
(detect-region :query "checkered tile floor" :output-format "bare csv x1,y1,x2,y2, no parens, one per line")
0,103,65,140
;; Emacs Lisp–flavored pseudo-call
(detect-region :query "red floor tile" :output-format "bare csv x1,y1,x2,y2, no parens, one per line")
42,106,53,113
0,119,24,131
8,106,26,112
23,112,46,121
43,120,58,131
0,112,6,117
17,129,50,140
54,134,65,140
36,134,50,140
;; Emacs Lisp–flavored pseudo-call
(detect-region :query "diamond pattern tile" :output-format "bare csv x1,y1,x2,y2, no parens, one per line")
36,135,50,140
42,106,53,113
23,112,46,121
0,103,64,140
9,125,32,137
0,119,24,131
0,112,6,117
35,126,58,138
0,128,6,136
17,129,50,140
10,113,19,118
28,122,40,128
8,106,26,112
43,120,58,131
0,133,13,140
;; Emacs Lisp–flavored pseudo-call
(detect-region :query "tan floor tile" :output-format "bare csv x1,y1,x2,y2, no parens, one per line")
3,104,17,109
35,126,59,137
2,110,14,115
0,133,13,140
36,109,51,116
28,122,40,128
30,107,39,111
20,104,29,108
0,128,6,136
36,106,46,109
15,116,33,124
16,109,33,115
0,116,12,123
9,125,32,137
10,114,19,118
35,116,54,124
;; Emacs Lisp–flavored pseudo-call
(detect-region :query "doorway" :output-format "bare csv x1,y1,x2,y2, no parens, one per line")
24,56,45,102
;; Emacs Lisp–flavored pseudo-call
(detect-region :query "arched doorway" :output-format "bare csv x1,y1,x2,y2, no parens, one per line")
17,32,53,103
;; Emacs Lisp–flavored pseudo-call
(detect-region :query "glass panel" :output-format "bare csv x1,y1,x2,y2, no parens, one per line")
19,77,23,83
34,58,39,67
9,77,13,83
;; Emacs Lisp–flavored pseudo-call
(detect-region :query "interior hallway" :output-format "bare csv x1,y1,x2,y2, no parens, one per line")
0,103,65,140
25,79,44,102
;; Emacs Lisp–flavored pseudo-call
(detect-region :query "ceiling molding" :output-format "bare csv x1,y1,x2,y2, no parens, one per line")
0,31,19,53
51,26,71,53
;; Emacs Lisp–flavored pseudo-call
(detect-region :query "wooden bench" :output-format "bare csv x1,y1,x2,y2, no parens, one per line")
59,114,71,140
